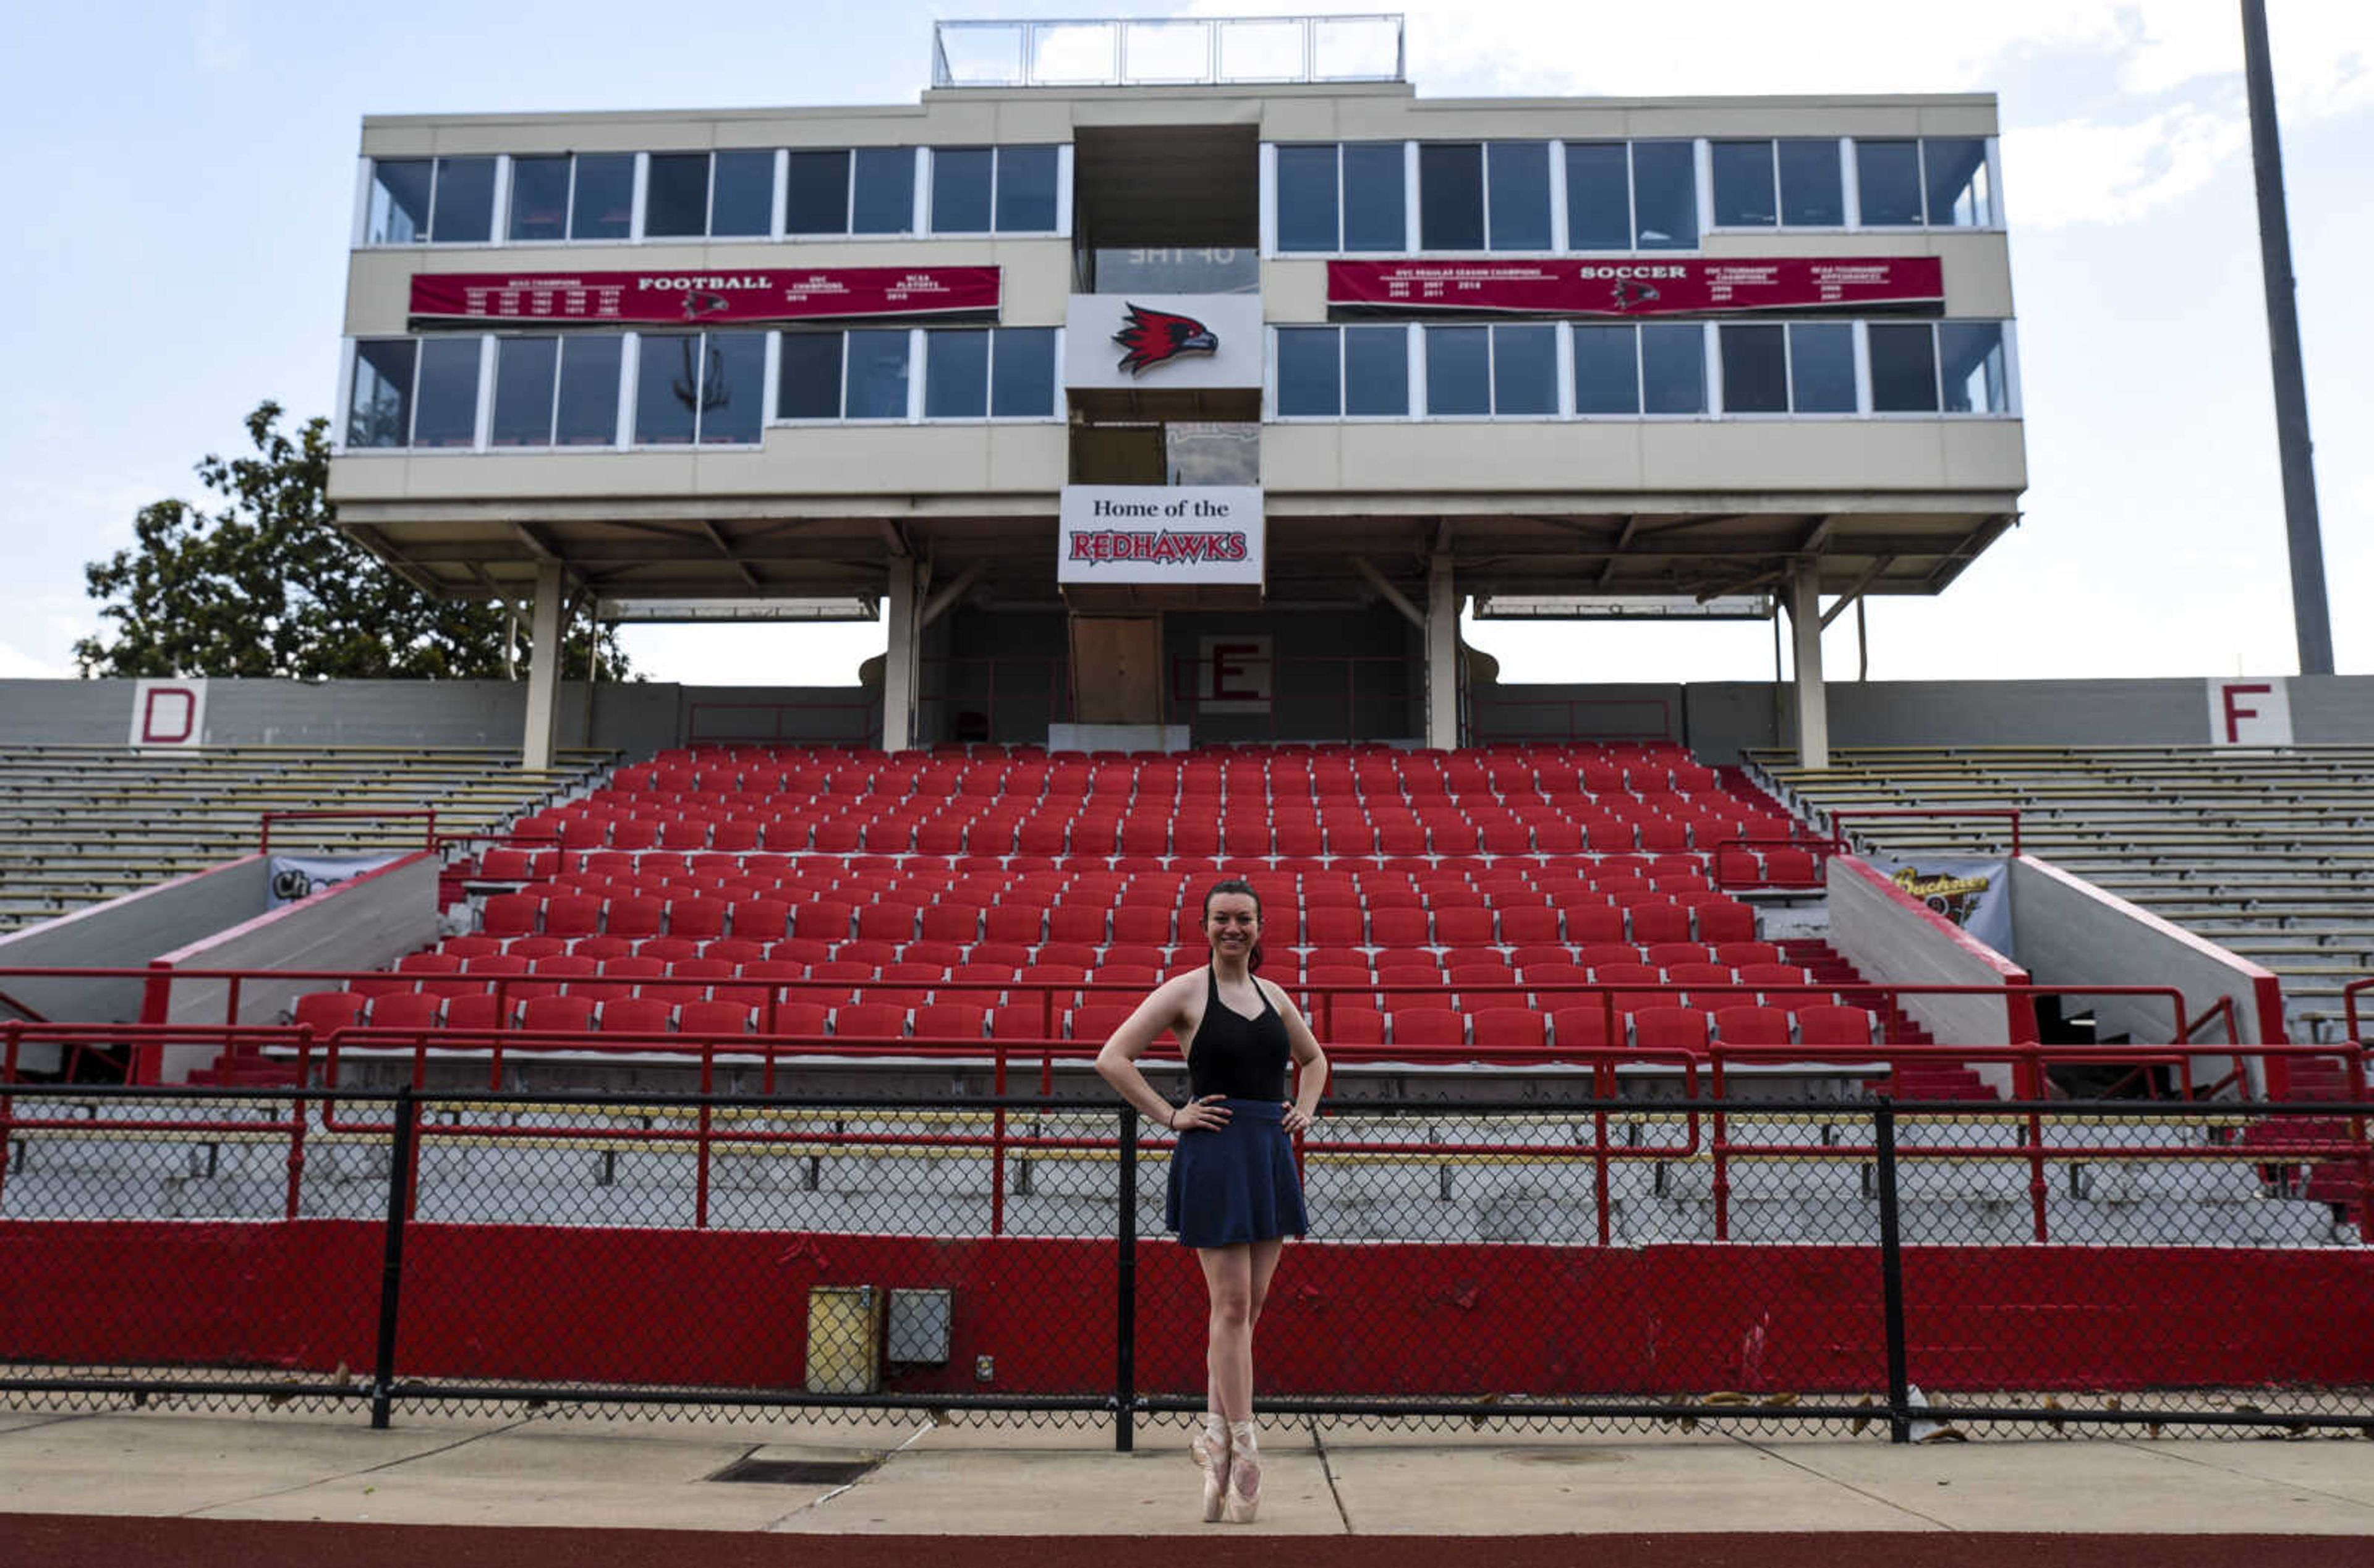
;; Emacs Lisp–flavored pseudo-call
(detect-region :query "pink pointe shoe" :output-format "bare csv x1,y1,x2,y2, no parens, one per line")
1192,1415,1231,1522
1222,1420,1261,1523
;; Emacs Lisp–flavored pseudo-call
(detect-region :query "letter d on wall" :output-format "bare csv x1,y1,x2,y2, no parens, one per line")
130,678,208,747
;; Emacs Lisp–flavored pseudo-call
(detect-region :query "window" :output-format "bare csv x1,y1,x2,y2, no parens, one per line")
507,156,571,241
365,156,491,244
924,331,990,418
1719,324,1789,413
1641,324,1706,413
490,337,559,446
555,337,623,444
1564,143,1630,250
347,341,415,446
1418,145,1484,250
852,148,916,234
1571,325,1639,413
786,150,852,234
712,151,776,237
1867,323,1939,412
930,146,1059,233
569,153,635,240
993,146,1060,232
987,328,1057,417
1630,140,1698,250
408,339,480,446
1274,326,1408,417
632,331,765,444
1777,140,1844,226
1789,323,1857,413
1275,328,1340,415
1924,138,1993,226
1939,321,2009,412
643,150,776,238
1857,140,1923,226
843,329,913,418
1275,143,1405,252
1711,142,1777,227
1423,324,1553,415
644,153,711,239
777,333,845,420
1484,142,1552,250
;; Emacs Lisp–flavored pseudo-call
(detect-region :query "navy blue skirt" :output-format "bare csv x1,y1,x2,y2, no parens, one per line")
1165,1099,1308,1248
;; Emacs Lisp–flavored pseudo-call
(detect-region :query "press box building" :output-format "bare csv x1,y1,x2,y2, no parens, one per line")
329,15,2024,765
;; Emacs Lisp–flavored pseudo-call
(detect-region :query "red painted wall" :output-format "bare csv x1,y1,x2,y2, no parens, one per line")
3,1223,2368,1396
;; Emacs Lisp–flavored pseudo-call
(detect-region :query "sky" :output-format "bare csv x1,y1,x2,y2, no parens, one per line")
1,1,2366,690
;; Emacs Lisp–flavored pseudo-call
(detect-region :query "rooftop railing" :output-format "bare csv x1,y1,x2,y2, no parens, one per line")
932,15,1405,89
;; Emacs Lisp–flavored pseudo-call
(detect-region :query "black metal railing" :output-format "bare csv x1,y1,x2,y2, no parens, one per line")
2,1083,2370,1445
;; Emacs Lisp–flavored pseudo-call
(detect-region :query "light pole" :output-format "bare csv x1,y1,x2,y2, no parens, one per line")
2240,0,2333,676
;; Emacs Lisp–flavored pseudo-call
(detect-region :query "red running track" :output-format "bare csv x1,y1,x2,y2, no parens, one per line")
6,1521,2374,1568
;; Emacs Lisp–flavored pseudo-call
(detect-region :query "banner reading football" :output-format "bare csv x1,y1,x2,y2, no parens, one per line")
409,267,1001,327
1327,257,1943,316
1059,486,1265,587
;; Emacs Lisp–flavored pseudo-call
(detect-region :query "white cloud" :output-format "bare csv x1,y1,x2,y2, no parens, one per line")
2002,104,2250,228
0,640,76,680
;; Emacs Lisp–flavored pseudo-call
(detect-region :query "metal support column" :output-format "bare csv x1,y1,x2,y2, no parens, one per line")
521,561,564,772
1425,556,1460,751
1786,568,1830,769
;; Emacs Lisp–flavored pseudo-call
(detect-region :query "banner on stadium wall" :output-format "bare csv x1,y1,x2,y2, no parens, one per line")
1058,486,1265,587
268,854,404,908
1861,854,2014,956
408,267,1002,327
1325,256,1944,316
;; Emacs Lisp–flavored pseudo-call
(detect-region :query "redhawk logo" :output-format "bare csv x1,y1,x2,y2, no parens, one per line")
1113,303,1219,375
681,290,732,320
1610,279,1660,311
1070,529,1249,566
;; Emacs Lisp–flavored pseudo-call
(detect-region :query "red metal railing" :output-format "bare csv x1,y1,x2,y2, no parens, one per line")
2345,978,2373,1046
7,1019,2365,1245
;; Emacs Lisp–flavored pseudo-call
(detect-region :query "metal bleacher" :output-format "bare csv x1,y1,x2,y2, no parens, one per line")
1751,744,2374,1036
0,744,610,934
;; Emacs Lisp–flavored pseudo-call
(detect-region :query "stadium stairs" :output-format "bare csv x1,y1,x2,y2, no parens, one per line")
0,744,610,936
267,742,1955,1100
1749,744,2374,1040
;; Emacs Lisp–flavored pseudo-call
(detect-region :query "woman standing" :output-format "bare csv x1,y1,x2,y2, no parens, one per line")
1096,878,1329,1525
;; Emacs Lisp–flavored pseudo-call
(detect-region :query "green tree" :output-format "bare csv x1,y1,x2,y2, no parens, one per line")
75,401,628,680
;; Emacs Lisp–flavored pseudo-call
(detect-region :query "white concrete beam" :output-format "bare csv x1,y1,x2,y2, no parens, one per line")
522,561,564,772
1786,567,1830,769
882,561,921,753
1426,556,1461,752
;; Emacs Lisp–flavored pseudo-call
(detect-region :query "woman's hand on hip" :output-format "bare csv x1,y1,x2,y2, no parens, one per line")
1171,1095,1232,1132
1281,1102,1313,1135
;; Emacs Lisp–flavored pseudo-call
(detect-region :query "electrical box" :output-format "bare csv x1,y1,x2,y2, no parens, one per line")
805,1286,882,1394
887,1288,953,1365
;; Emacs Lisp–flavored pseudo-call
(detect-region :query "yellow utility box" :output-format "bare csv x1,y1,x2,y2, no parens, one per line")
805,1286,883,1394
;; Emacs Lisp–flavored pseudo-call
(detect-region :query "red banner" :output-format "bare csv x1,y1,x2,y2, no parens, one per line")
1327,257,1942,316
408,267,1002,327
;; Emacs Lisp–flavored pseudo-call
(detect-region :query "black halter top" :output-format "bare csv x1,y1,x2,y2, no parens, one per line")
1186,965,1291,1101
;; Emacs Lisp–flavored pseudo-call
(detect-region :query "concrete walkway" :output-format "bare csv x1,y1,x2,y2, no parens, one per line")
2,1409,2372,1535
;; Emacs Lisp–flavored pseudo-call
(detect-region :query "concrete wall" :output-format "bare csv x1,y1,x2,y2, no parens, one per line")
2007,854,2281,1096
1826,852,2027,1091
0,858,273,1071
150,852,441,1082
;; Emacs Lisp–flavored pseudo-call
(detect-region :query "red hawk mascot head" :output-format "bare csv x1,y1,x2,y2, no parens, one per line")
1113,303,1219,375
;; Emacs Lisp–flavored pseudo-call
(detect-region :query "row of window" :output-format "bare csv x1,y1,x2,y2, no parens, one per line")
1272,320,2014,418
345,328,1064,450
1277,135,1995,253
361,146,1065,245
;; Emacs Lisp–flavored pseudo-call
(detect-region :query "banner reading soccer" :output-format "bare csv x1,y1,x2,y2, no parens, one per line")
409,267,1001,327
1327,256,1944,316
1058,486,1265,587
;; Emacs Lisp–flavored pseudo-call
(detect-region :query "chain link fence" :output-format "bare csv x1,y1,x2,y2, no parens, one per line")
2,1082,2369,1443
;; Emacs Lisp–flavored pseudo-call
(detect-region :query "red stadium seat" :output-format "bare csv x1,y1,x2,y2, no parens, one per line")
1560,904,1627,944
791,901,857,942
759,1001,832,1038
670,899,731,941
1369,907,1430,947
599,998,675,1034
832,1002,908,1039
1068,1002,1136,1042
856,902,920,943
1432,907,1495,947
1322,1005,1387,1046
912,1004,989,1040
1628,903,1694,944
480,893,541,938
1692,901,1759,944
441,993,504,1032
1714,941,1782,967
1471,1008,1547,1054
678,1001,754,1037
292,991,367,1037
1632,1006,1709,1055
1389,1009,1466,1048
367,992,441,1030
1795,1006,1878,1047
1548,1006,1614,1049
1712,1006,1792,1046
728,899,793,942
603,896,665,939
519,994,598,1035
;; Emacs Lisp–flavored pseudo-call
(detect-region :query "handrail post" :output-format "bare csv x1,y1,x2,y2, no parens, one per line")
1873,1100,1913,1444
371,1085,420,1430
1115,1103,1139,1454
